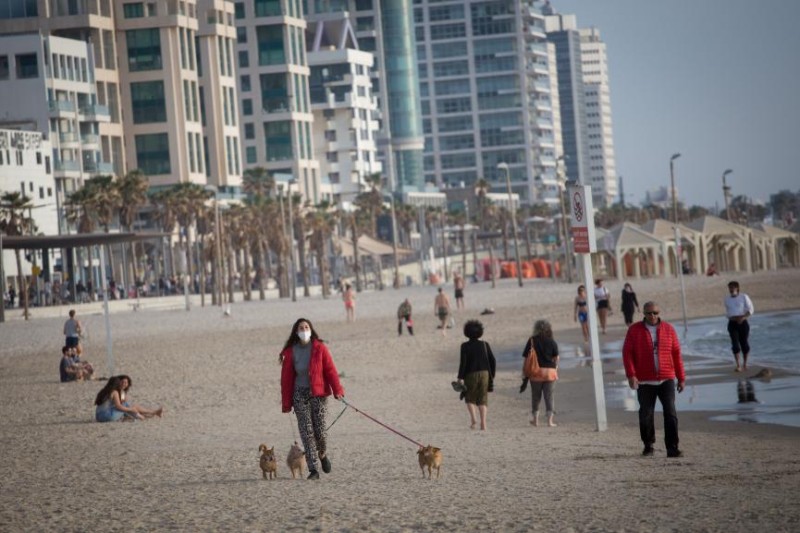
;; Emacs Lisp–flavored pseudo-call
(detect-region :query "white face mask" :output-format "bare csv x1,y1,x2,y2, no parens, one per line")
298,330,312,343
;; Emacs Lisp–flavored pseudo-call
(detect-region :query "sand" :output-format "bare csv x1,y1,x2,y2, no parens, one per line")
1,269,799,532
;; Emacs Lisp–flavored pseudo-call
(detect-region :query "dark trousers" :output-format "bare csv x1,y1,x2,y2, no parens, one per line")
637,380,679,451
727,319,750,355
398,316,413,335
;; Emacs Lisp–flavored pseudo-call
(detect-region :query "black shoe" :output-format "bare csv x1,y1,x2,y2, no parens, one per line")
307,470,319,480
667,449,683,458
320,455,331,474
642,446,654,457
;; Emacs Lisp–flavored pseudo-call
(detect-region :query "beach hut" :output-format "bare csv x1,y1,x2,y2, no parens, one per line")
639,219,702,276
687,215,755,274
753,223,800,269
593,222,669,280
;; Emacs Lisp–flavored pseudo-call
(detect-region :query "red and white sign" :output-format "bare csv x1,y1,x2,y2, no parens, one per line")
569,185,596,253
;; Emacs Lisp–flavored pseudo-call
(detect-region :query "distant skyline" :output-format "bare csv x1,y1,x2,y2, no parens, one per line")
550,0,800,210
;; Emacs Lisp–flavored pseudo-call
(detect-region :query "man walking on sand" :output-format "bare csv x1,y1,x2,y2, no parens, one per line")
454,272,465,310
434,288,451,336
622,301,686,458
724,280,754,372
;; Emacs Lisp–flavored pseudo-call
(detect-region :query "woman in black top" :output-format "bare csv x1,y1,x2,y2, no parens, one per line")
456,320,496,431
521,319,559,427
620,283,639,326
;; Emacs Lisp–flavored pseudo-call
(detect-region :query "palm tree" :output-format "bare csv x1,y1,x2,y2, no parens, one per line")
0,192,35,320
242,167,275,300
475,178,490,230
288,192,310,297
306,202,337,298
150,188,179,279
173,183,213,295
117,170,149,289
353,173,384,238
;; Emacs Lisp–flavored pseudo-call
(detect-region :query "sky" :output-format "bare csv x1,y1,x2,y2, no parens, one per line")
551,0,800,209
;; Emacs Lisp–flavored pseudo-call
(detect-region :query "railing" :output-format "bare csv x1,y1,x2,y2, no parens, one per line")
49,100,76,113
83,161,113,173
59,132,79,143
81,134,100,144
55,160,80,172
80,104,110,117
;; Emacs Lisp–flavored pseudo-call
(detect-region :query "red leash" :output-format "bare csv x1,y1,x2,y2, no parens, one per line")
340,398,424,448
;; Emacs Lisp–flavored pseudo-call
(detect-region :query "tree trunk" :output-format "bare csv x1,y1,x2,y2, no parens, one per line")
295,218,310,297
15,250,29,320
317,238,330,298
489,240,496,289
227,234,235,304
242,245,252,301
501,222,509,260
351,216,361,292
461,225,467,276
256,237,266,300
524,224,533,260
199,237,206,307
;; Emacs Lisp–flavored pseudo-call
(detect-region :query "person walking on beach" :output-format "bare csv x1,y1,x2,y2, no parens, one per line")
621,283,640,327
434,288,451,336
63,309,82,348
94,375,163,422
280,318,345,480
594,279,610,334
456,320,495,431
397,299,414,336
520,319,560,427
454,272,465,310
724,281,754,372
342,283,355,322
574,285,590,343
622,301,685,458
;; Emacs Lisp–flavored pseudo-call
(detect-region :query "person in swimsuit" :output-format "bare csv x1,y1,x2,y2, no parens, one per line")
594,279,610,334
434,288,451,337
342,283,355,322
574,285,590,343
453,272,465,310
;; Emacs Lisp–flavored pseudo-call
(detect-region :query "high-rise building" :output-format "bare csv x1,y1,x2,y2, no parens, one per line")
303,0,425,196
0,0,241,192
543,3,618,207
234,0,320,202
413,0,557,205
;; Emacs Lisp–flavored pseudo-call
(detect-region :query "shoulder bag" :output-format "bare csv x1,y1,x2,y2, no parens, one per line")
482,341,494,392
523,337,558,383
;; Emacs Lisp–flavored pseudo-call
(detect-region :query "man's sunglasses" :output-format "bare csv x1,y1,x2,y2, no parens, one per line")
644,311,660,316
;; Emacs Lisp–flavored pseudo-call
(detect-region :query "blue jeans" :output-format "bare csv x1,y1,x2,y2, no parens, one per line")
637,380,679,451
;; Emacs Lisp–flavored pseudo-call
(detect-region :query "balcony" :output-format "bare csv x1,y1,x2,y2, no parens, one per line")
81,133,100,146
83,161,114,174
79,104,111,122
59,132,80,146
528,42,548,56
49,100,76,116
54,160,81,174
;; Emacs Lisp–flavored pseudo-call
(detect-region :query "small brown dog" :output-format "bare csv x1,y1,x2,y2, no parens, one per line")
417,445,443,479
259,444,278,480
286,441,306,479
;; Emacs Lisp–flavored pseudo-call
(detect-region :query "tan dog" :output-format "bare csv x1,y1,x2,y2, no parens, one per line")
259,444,277,480
286,441,306,479
417,445,443,479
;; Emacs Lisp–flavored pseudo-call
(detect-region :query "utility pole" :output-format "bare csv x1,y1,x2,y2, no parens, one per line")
498,162,523,287
722,169,733,221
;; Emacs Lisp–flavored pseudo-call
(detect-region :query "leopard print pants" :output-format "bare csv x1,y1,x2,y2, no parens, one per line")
292,388,328,473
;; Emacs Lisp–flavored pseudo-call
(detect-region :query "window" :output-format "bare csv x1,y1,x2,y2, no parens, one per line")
234,2,244,18
240,74,251,92
135,133,170,174
130,81,166,123
354,0,372,10
254,0,281,16
256,25,285,65
432,41,467,59
429,4,463,21
238,50,249,68
242,98,252,115
438,115,473,132
244,123,255,139
429,23,465,41
324,130,336,141
260,73,288,113
264,121,292,161
123,2,144,17
433,60,468,78
439,134,474,151
0,56,8,79
434,78,469,96
236,26,247,43
326,151,338,162
126,29,162,71
246,146,257,164
15,53,38,78
0,0,38,18
440,152,475,169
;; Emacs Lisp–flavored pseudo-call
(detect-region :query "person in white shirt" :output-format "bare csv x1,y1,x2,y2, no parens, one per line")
724,281,754,372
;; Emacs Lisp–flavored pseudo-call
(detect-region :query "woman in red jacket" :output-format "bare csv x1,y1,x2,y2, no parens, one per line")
280,318,345,479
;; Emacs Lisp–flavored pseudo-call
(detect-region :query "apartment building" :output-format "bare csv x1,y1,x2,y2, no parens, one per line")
306,13,381,204
412,0,557,205
234,0,320,202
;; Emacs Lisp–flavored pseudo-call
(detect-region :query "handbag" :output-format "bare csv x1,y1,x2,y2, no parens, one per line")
523,337,558,382
482,341,494,392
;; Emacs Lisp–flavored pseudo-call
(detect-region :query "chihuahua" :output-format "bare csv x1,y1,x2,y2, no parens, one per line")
417,445,443,479
259,444,278,480
286,441,306,479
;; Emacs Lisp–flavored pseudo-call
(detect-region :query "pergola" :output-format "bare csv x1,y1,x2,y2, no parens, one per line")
593,222,669,280
686,215,755,274
639,219,702,276
753,223,800,268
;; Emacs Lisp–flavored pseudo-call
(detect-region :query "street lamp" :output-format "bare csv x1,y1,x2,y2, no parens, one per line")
669,153,688,336
497,162,523,287
287,178,297,302
722,169,733,220
556,156,573,283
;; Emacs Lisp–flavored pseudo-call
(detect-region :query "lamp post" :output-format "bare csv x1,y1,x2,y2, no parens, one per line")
722,169,733,220
669,153,688,336
497,162,523,287
556,156,573,283
287,179,297,302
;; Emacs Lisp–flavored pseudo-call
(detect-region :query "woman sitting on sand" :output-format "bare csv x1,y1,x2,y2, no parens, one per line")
456,320,496,431
94,375,163,422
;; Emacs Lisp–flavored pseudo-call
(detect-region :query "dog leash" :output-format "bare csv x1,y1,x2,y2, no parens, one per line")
326,404,348,431
339,398,424,448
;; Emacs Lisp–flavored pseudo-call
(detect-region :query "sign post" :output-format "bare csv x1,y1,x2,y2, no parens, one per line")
569,185,607,431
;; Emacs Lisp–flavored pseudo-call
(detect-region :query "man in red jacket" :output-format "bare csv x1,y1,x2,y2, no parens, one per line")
622,301,686,458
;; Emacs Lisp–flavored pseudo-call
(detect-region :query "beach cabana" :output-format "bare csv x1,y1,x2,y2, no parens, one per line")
687,215,754,274
639,219,702,276
593,222,669,280
753,223,800,268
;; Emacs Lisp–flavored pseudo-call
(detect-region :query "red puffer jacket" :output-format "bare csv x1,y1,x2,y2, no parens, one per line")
622,320,685,383
281,339,344,412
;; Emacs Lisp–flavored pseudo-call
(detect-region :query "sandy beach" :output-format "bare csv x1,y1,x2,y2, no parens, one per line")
1,269,799,532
